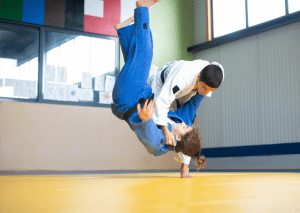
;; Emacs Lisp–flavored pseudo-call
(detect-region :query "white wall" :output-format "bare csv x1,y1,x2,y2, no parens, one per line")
193,0,300,170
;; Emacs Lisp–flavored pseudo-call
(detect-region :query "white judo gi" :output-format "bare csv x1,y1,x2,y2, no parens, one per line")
147,59,225,165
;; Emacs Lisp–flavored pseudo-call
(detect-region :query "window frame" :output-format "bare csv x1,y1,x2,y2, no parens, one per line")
188,0,300,53
0,18,120,108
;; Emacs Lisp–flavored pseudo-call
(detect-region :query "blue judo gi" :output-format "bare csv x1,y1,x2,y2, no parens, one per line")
111,7,205,156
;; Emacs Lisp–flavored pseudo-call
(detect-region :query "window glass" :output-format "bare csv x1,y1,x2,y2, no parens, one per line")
212,0,246,38
289,0,300,13
248,0,286,27
0,27,39,99
43,31,116,104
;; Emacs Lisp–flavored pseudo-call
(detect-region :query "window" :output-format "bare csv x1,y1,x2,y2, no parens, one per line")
43,31,116,104
289,0,300,14
0,22,119,107
248,0,285,27
0,26,39,99
212,0,246,38
211,0,300,38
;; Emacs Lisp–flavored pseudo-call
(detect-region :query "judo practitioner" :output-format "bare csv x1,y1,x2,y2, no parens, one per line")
111,0,207,176
147,52,225,176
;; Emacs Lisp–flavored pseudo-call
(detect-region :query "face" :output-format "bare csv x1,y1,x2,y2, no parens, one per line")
172,122,193,141
195,74,216,96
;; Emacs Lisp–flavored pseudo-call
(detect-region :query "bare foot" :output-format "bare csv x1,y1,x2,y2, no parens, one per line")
115,16,134,30
136,0,161,8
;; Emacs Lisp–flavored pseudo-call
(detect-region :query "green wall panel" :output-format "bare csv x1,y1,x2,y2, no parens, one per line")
0,0,23,22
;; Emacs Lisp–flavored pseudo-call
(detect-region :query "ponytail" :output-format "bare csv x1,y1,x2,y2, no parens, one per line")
194,155,207,171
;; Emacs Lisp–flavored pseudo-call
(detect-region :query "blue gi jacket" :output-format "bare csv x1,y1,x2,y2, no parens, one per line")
127,93,205,156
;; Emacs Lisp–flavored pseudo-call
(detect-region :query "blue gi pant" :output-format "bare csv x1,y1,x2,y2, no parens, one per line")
112,7,153,115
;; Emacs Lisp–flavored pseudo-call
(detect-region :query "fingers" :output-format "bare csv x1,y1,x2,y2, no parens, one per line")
165,139,172,145
165,136,176,146
143,99,149,112
181,174,193,178
171,138,176,146
147,100,154,114
137,103,141,113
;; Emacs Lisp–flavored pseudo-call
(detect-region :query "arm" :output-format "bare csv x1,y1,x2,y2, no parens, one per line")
181,163,193,178
136,99,176,148
159,125,176,146
174,152,192,178
174,92,205,126
129,101,175,156
151,65,189,145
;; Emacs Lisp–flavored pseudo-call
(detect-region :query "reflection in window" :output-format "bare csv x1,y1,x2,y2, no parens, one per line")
0,27,39,99
289,0,300,14
43,31,116,104
248,0,285,27
212,0,246,38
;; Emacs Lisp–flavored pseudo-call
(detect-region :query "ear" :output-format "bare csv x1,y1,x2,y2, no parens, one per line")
197,74,200,82
175,134,181,141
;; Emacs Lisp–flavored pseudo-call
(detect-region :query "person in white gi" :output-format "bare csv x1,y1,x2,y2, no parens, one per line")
147,60,225,178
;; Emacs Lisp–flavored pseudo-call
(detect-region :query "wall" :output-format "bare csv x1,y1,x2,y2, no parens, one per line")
0,0,195,172
120,0,195,69
191,0,300,170
0,101,179,171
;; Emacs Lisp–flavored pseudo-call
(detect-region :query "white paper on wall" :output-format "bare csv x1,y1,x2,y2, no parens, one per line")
105,75,115,92
67,84,79,102
44,83,56,100
5,78,16,87
45,65,56,82
23,81,31,98
56,84,68,101
94,75,105,91
14,80,25,97
81,72,92,89
121,0,137,22
0,79,3,87
28,81,37,98
84,0,104,18
99,92,113,104
57,66,68,83
78,88,94,101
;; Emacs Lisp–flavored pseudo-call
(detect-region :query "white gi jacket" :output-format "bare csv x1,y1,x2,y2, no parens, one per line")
148,59,210,126
148,59,224,165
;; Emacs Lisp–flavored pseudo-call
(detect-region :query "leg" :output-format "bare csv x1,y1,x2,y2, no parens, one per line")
116,0,161,63
113,6,154,105
117,23,135,63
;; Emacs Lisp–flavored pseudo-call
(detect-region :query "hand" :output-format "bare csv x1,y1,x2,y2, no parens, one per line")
181,163,193,178
160,127,176,146
165,131,176,146
137,99,155,122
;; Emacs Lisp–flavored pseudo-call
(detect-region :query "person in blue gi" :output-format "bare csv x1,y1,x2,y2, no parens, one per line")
111,0,207,176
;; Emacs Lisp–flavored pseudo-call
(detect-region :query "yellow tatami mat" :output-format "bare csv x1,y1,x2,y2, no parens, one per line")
1,172,300,213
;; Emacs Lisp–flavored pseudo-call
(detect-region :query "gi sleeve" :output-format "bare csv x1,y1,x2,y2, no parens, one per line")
174,93,205,126
174,152,191,165
152,69,189,126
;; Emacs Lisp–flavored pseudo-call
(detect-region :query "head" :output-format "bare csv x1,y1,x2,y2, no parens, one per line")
174,124,207,171
195,64,223,96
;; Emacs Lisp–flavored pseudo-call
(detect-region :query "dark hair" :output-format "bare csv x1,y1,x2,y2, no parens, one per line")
199,65,223,88
176,125,207,170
